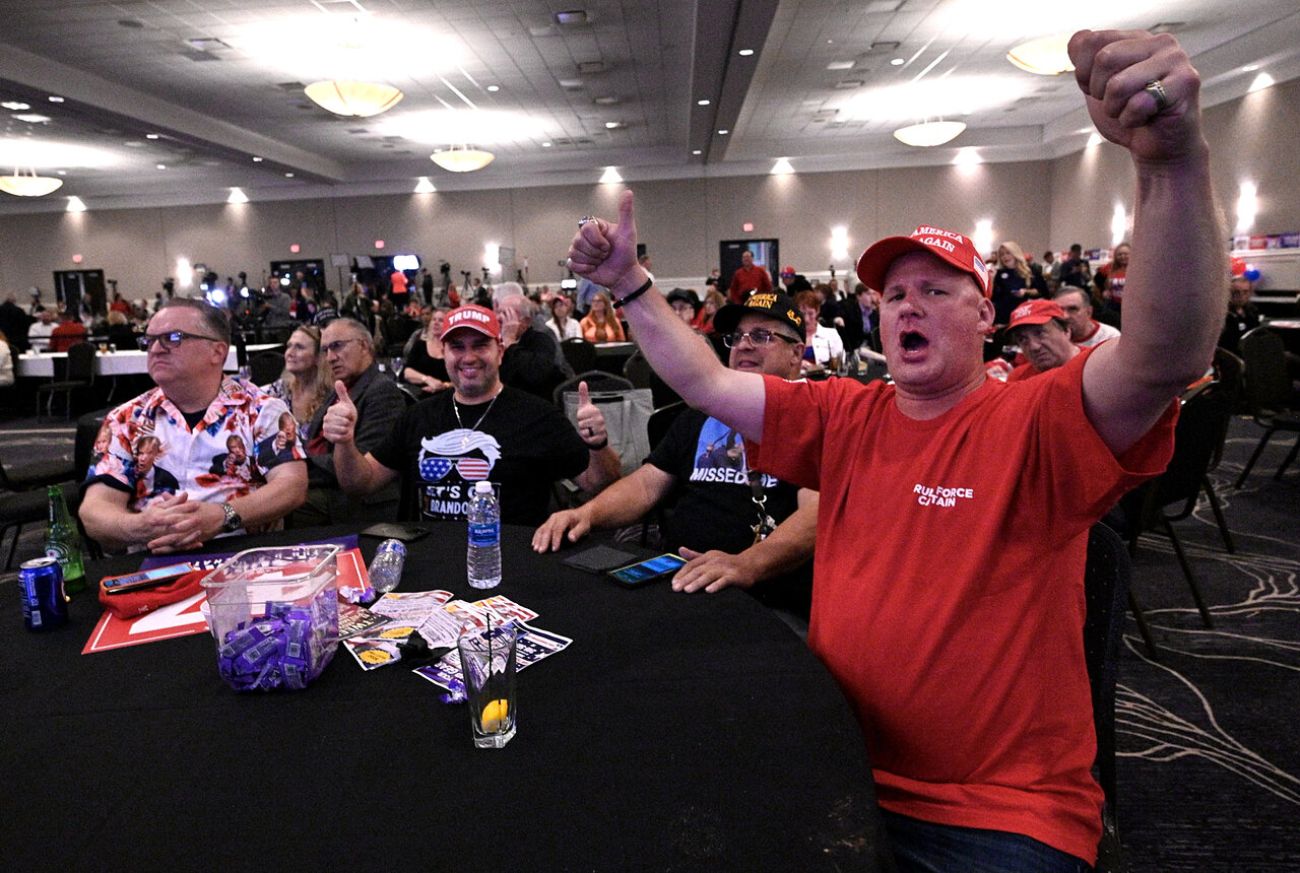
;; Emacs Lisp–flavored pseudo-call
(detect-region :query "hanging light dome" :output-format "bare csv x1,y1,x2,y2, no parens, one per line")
304,80,404,117
893,121,966,147
1006,34,1074,76
0,168,64,197
430,145,495,173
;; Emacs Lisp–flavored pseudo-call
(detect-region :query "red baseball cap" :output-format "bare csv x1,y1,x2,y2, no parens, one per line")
779,265,796,278
856,225,991,297
1230,257,1247,279
1006,299,1066,330
440,305,501,341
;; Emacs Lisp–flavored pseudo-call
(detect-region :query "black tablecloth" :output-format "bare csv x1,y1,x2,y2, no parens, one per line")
2,524,892,871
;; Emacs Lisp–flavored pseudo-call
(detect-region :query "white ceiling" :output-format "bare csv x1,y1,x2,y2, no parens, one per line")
0,0,1297,214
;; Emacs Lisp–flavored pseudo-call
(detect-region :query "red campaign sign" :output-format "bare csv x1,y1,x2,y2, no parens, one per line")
82,547,368,655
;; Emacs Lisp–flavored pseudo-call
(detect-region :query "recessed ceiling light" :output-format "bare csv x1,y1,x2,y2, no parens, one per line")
558,78,583,90
593,95,620,105
56,169,67,176
827,60,854,71
555,10,590,26
718,129,729,135
124,140,145,148
486,84,500,92
1242,64,1260,72
697,99,710,106
541,141,552,147
285,172,295,177
577,60,607,74
252,156,264,162
604,121,622,129
48,95,64,103
737,49,754,57
14,113,51,123
156,163,167,170
145,133,160,140
186,37,229,52
691,149,702,155
2,101,31,111
890,57,905,66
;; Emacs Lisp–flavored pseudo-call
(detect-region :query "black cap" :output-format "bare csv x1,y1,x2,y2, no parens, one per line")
665,288,698,309
713,290,804,338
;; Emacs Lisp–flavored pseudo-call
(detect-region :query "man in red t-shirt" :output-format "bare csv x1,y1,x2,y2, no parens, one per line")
566,29,1224,871
726,249,773,304
1005,299,1079,382
48,310,88,352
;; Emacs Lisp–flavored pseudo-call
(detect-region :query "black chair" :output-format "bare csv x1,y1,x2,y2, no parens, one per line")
561,338,597,375
622,348,653,389
1235,327,1300,487
647,401,686,452
0,479,82,570
0,455,76,492
1200,348,1244,553
1083,522,1131,873
249,351,285,387
36,341,95,419
1121,382,1232,630
551,371,634,407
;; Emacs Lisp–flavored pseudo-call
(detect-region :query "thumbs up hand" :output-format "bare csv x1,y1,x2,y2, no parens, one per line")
322,380,358,445
567,190,641,292
574,380,608,449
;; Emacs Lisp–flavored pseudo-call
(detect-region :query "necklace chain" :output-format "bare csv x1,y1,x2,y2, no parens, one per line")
452,388,501,435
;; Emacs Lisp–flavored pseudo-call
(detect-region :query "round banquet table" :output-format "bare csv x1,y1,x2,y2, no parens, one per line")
2,524,893,872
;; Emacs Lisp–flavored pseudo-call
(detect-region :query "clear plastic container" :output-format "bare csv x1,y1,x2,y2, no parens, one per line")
201,544,341,692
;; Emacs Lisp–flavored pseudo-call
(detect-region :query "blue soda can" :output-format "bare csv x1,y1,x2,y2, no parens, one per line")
19,556,69,631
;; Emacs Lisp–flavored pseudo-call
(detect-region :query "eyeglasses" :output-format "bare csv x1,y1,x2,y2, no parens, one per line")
322,338,364,355
722,328,800,348
139,330,224,350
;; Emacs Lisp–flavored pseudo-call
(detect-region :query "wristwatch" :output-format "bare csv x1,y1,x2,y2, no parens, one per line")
219,502,243,533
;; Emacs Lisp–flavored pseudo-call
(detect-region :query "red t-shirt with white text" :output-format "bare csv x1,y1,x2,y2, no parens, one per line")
748,348,1176,863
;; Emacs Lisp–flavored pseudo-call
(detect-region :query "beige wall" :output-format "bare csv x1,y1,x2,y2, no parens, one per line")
3,77,1298,304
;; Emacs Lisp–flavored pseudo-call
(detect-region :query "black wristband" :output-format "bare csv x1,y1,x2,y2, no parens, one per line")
612,277,653,309
587,438,609,451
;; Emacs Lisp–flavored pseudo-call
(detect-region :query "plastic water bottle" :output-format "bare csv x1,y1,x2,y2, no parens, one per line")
368,538,407,595
467,481,502,590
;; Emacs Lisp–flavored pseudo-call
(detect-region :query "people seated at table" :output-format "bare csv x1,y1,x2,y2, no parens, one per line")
690,289,725,336
566,30,1214,867
1219,257,1261,355
496,294,569,400
401,308,453,394
1004,299,1079,382
263,324,330,441
104,310,139,351
27,309,56,352
324,305,621,526
1053,285,1121,349
79,298,307,553
47,308,89,352
297,317,406,525
545,293,583,342
579,292,626,342
534,291,816,616
795,290,844,372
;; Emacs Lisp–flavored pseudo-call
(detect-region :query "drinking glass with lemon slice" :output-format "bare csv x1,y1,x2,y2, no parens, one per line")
457,619,518,749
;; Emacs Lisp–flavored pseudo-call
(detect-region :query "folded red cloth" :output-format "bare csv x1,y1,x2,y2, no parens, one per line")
98,568,207,620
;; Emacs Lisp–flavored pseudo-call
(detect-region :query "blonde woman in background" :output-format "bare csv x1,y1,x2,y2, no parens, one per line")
691,289,726,335
580,291,625,342
262,324,329,441
991,240,1049,325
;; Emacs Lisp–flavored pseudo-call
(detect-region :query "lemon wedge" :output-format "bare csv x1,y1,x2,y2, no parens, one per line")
480,698,510,732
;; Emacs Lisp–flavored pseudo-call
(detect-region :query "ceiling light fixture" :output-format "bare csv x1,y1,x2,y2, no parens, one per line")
414,176,436,193
14,114,51,124
893,120,966,147
146,133,160,139
0,167,64,197
304,80,404,117
599,166,623,184
1242,64,1260,72
66,196,86,212
771,157,794,175
227,187,249,204
1248,72,1275,92
486,84,500,92
890,57,905,66
718,129,729,135
252,156,263,162
697,99,710,106
1006,34,1073,76
156,163,166,170
430,144,495,173
738,49,754,57
1,101,31,111
604,121,622,129
48,96,65,103
691,149,702,155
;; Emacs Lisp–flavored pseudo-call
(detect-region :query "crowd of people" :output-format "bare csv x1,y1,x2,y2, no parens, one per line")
9,25,1286,873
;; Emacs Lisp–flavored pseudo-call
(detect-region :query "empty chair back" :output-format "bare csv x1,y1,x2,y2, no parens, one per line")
1239,327,1292,413
65,342,97,381
1152,382,1233,512
250,351,285,387
622,349,653,389
561,338,597,375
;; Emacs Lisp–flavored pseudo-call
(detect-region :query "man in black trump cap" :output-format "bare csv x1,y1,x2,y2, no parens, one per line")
563,29,1226,871
533,291,817,617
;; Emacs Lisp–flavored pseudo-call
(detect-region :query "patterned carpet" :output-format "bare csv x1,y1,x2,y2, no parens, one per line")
1117,422,1298,871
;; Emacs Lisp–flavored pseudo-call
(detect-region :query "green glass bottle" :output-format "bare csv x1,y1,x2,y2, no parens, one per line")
45,485,86,595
